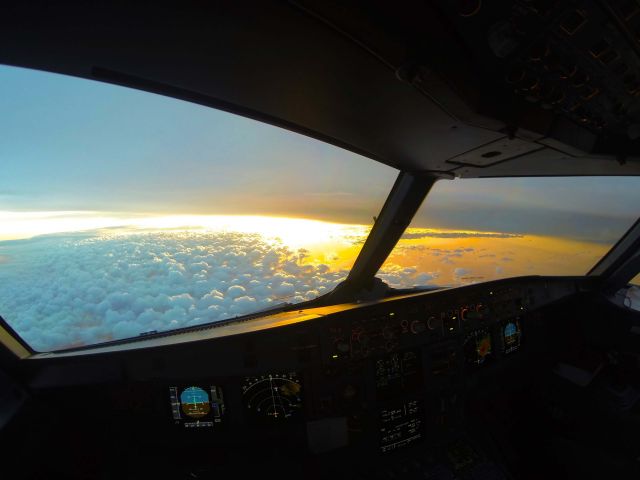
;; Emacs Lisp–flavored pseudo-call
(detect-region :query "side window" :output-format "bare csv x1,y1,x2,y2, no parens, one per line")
631,273,640,286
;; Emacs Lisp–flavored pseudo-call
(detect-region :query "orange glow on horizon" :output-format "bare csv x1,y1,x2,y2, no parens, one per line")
0,211,609,284
0,212,372,272
381,230,609,285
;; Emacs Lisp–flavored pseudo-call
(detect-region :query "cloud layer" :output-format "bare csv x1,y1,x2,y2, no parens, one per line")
0,229,429,351
401,231,523,240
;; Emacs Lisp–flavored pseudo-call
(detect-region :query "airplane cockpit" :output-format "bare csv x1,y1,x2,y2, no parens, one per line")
2,1,640,479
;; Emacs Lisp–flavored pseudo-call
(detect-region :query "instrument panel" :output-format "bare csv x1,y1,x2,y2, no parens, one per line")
156,276,579,459
15,275,584,479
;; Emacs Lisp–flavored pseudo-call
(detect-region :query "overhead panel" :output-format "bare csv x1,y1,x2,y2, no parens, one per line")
445,137,544,168
2,1,640,176
0,1,503,174
454,148,631,177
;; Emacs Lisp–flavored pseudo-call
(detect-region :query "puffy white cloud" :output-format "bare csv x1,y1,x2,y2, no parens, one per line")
226,285,246,299
0,229,437,351
377,264,439,289
402,231,521,239
454,268,471,278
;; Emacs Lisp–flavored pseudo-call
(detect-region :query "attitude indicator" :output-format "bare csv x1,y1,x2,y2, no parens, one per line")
169,385,225,428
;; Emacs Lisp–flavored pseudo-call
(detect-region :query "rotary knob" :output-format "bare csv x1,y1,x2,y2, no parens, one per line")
410,320,427,334
476,303,489,318
427,315,442,330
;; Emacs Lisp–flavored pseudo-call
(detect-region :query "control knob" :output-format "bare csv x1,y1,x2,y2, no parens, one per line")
427,315,442,331
410,320,427,334
476,303,489,318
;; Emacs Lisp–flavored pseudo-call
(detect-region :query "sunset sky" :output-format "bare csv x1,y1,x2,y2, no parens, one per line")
2,63,637,240
1,64,639,350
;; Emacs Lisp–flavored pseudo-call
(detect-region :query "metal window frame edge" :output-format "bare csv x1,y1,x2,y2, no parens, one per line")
0,315,32,359
588,216,640,289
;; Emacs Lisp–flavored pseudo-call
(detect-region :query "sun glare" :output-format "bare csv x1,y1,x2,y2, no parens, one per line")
0,211,372,272
131,215,370,250
0,211,139,241
0,211,370,244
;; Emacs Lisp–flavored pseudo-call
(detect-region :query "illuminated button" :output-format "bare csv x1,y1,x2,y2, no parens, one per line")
444,311,458,333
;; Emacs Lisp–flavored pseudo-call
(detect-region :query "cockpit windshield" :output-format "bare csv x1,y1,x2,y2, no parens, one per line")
2,65,640,353
0,65,395,351
378,177,640,288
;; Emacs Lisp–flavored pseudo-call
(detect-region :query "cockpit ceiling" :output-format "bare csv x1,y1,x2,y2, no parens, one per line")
2,1,640,177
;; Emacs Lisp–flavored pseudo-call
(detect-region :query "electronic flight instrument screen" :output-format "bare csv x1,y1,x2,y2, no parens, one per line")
375,349,423,400
169,385,225,428
464,329,492,365
376,349,425,452
242,372,303,424
503,320,522,354
379,400,425,453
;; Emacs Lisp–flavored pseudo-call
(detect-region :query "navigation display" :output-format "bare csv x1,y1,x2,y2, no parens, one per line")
242,372,303,424
375,349,423,400
379,399,424,453
464,329,492,365
169,385,225,428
